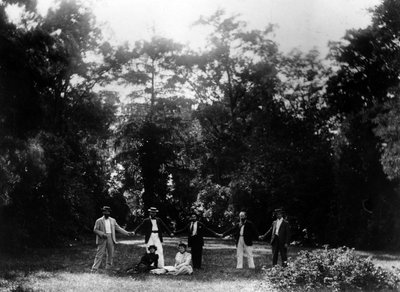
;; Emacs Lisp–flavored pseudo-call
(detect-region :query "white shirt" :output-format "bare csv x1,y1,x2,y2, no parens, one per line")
104,218,111,234
240,224,245,236
275,218,283,235
190,222,198,236
175,252,192,267
151,219,158,231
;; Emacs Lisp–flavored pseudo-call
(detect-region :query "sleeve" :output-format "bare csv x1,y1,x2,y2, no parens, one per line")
286,222,291,244
175,224,189,235
133,220,145,233
159,218,172,234
115,221,130,235
174,252,180,267
153,254,159,267
175,253,191,268
200,222,219,237
140,253,148,263
222,224,236,237
184,253,192,266
93,219,104,237
261,226,272,238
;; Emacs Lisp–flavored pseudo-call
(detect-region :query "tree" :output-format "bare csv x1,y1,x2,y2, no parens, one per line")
326,0,400,248
176,12,335,241
0,0,129,249
114,36,198,217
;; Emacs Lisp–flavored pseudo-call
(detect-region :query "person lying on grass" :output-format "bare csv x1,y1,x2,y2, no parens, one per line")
126,245,159,274
150,242,193,275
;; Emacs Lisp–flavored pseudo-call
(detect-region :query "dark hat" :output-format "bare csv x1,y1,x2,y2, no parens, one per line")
178,242,187,248
148,207,159,213
274,208,284,214
102,206,111,213
148,245,157,251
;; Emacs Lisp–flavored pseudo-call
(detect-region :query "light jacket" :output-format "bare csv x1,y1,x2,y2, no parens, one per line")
93,216,129,244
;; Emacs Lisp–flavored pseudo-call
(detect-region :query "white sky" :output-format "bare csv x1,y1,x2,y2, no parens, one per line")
35,0,381,56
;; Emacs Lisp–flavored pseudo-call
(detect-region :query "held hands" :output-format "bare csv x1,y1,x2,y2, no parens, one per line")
259,235,265,240
170,233,174,237
129,231,135,236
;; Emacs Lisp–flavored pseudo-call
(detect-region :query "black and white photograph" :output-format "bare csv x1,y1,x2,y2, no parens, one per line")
1,0,400,291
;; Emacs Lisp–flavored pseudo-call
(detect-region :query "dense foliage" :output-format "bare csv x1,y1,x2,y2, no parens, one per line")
325,0,400,249
265,247,400,291
1,0,400,252
0,0,130,249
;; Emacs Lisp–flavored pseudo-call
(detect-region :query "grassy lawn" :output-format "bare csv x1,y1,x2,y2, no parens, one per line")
1,236,399,292
0,236,277,292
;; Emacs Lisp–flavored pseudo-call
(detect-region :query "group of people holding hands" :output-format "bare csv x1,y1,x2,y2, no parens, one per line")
91,205,290,274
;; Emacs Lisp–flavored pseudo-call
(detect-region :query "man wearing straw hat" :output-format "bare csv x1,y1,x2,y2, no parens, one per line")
91,206,133,272
132,207,174,267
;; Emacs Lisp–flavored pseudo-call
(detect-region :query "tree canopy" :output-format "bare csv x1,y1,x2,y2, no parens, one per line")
1,0,400,251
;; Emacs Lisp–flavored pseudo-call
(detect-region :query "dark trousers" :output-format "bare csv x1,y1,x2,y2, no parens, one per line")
190,244,203,269
272,236,287,266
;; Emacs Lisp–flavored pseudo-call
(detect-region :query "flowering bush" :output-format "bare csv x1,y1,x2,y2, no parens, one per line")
265,247,400,291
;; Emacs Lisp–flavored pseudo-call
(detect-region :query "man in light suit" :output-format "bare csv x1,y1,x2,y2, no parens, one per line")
267,208,290,267
132,207,174,268
221,211,259,269
91,206,133,272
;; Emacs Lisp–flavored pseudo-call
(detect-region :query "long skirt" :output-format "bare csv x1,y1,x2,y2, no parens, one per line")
172,265,193,275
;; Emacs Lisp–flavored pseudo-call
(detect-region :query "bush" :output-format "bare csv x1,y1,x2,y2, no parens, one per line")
265,247,400,291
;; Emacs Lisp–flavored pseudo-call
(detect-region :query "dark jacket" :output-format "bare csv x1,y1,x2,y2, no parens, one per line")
223,220,259,246
176,221,217,247
138,252,158,268
270,219,290,245
134,217,172,243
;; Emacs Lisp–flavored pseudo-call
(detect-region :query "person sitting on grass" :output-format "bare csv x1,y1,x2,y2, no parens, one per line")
171,242,193,275
126,245,159,274
150,242,193,275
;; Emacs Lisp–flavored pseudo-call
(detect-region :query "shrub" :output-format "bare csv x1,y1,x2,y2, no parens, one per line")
265,246,400,291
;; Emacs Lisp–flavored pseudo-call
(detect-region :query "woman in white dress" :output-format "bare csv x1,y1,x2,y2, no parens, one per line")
172,242,193,275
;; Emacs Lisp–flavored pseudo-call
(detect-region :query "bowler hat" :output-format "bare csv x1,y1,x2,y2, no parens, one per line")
102,206,111,213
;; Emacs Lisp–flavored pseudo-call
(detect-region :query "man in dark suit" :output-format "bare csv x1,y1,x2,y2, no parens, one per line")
175,213,219,269
222,211,259,269
269,208,290,267
132,207,174,267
